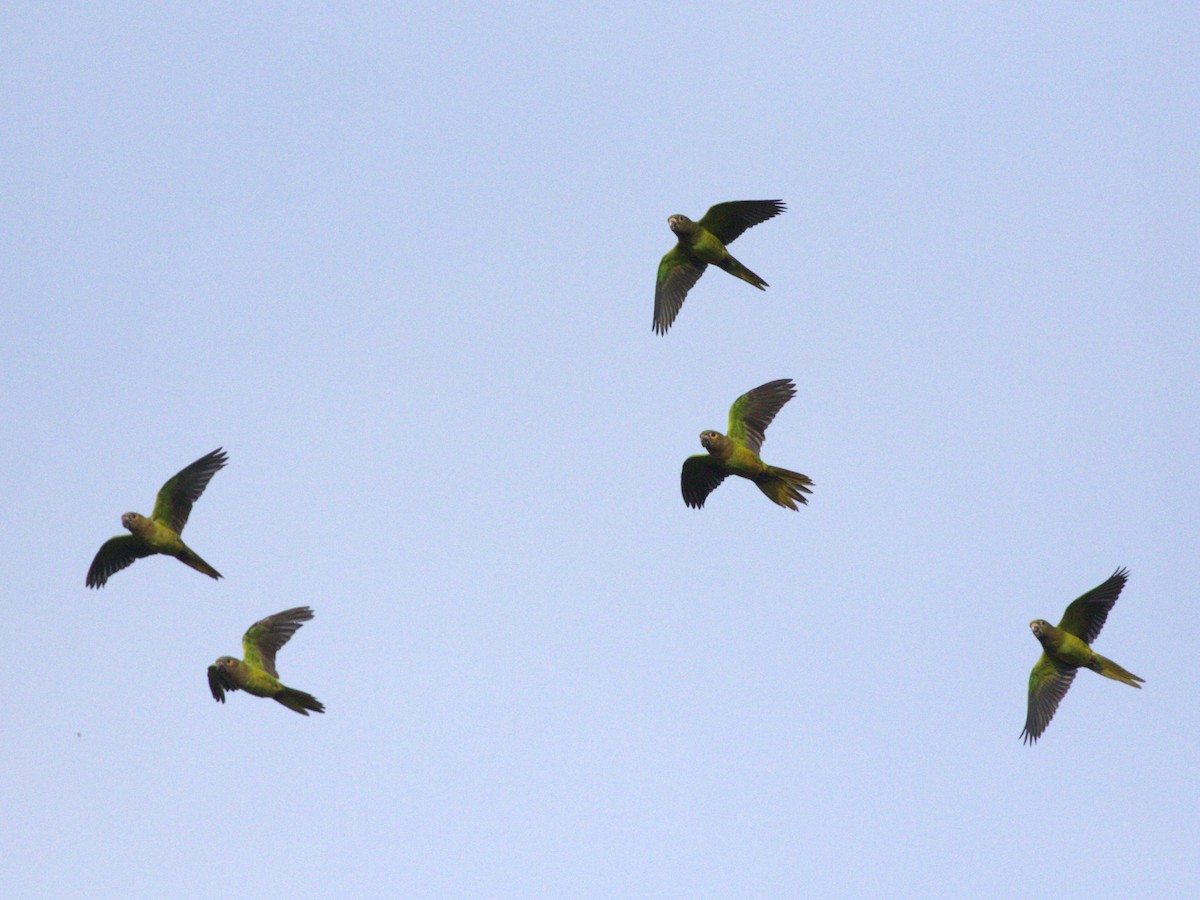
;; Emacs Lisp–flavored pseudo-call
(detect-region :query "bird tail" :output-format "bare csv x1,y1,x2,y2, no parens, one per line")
720,255,768,290
755,466,814,510
178,546,222,580
1091,653,1144,688
275,688,325,716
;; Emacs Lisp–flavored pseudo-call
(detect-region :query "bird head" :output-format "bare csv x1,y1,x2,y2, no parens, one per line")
120,512,145,532
699,430,724,454
1029,619,1050,638
214,656,239,673
668,215,693,235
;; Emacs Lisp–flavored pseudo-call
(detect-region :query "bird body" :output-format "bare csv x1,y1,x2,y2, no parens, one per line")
697,431,764,473
211,657,284,697
668,215,767,288
1031,622,1143,687
1021,568,1143,744
86,448,227,588
118,512,221,580
681,379,813,510
209,607,324,716
654,200,785,334
210,657,322,715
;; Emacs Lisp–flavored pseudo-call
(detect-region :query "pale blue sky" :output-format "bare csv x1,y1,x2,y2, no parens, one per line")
2,3,1198,897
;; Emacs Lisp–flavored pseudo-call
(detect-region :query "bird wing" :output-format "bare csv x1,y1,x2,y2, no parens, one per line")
208,665,238,703
242,606,314,678
697,200,786,245
150,447,228,534
726,379,797,454
653,246,707,334
681,455,730,508
86,535,153,588
1021,653,1078,744
1057,567,1128,644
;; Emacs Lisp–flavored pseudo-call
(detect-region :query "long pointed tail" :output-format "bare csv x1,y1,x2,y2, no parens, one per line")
275,687,325,716
1092,653,1144,688
178,546,222,580
719,255,768,290
755,466,814,510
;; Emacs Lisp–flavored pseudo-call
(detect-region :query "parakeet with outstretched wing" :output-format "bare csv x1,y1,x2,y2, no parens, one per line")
1022,568,1143,745
86,448,227,588
682,379,813,510
654,199,785,335
209,607,325,716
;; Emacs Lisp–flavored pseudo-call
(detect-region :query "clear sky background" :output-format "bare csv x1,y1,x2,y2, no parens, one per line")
2,3,1197,897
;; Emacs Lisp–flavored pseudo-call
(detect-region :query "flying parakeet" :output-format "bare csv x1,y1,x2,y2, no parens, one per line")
653,199,786,335
682,378,813,510
86,448,227,588
1021,567,1143,745
208,607,325,716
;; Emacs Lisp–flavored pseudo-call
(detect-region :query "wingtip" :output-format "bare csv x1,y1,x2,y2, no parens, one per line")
199,447,229,470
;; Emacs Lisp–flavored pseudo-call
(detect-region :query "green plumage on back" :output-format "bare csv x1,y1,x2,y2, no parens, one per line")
1021,568,1143,745
653,200,785,335
209,607,325,716
86,448,227,588
681,379,813,510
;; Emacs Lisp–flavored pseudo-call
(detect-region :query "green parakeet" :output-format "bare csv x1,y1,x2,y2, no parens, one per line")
1022,567,1143,744
654,199,786,335
208,607,325,716
86,448,227,588
682,378,813,510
